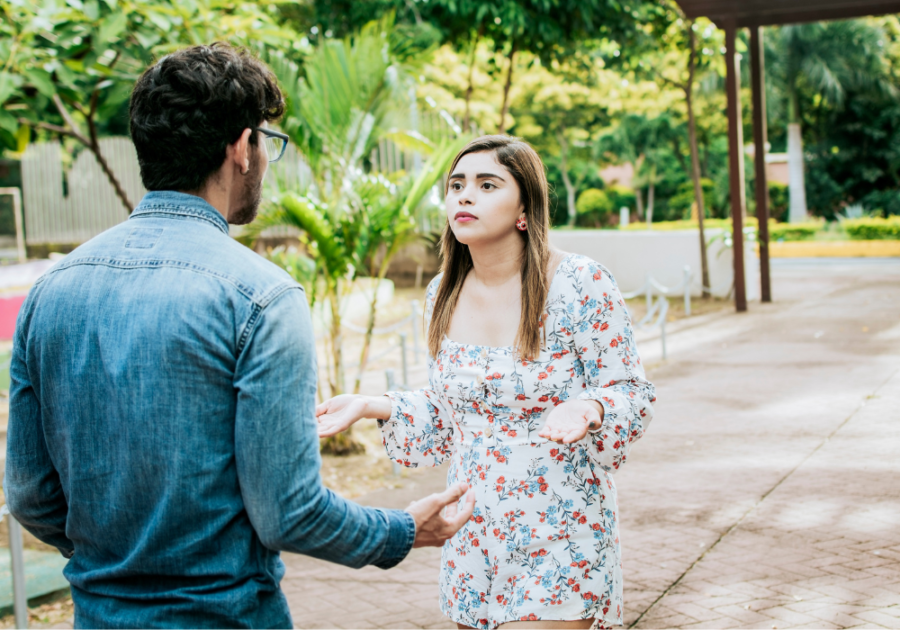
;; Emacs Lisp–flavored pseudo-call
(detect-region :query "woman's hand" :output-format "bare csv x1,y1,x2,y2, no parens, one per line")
538,399,604,445
315,395,391,438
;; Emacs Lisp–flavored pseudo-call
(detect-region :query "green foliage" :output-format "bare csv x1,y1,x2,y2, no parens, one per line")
575,188,612,227
768,182,789,223
667,178,714,220
0,0,299,151
606,185,637,213
620,217,759,231
769,223,820,241
842,216,900,240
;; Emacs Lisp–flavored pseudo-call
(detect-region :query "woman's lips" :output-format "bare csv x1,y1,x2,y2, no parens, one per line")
455,211,477,223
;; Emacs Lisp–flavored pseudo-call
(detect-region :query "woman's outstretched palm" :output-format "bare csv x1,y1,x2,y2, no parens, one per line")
316,395,368,437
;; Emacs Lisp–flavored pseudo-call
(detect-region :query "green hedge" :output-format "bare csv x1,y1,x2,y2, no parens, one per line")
620,217,759,231
842,216,900,240
769,223,819,241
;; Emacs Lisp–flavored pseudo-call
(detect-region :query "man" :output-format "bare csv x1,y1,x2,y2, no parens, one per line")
5,43,473,629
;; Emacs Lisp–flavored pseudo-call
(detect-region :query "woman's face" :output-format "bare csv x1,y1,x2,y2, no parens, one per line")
445,151,524,246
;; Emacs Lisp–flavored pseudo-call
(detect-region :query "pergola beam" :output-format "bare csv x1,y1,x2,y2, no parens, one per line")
679,0,900,27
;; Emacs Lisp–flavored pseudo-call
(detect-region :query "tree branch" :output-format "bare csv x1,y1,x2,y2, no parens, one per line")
51,94,89,145
18,119,78,138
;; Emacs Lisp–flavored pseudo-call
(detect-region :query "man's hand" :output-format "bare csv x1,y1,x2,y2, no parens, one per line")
538,399,604,444
406,482,475,548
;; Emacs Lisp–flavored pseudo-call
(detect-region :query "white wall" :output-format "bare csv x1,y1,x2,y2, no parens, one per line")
549,228,759,300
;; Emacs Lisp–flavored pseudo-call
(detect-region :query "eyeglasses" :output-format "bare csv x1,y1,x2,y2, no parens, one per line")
254,127,290,163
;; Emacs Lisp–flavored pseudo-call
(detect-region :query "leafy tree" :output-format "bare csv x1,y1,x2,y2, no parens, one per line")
612,2,724,296
595,113,679,224
575,188,612,227
512,56,610,225
765,19,897,222
0,0,298,212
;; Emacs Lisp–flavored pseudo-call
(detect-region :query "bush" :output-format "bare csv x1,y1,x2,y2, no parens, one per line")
768,182,789,222
606,185,637,215
769,222,820,241
842,216,900,240
620,217,759,231
575,188,613,227
667,178,715,220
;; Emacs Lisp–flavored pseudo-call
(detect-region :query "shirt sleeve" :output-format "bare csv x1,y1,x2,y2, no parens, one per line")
571,261,656,472
234,286,415,569
378,275,455,468
5,289,74,558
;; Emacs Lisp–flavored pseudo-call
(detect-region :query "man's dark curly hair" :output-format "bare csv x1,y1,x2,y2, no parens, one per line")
130,42,285,192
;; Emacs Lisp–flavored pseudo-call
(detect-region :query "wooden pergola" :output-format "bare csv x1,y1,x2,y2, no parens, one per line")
673,0,900,311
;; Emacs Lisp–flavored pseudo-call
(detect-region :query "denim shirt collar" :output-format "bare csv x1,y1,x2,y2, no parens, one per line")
131,191,230,235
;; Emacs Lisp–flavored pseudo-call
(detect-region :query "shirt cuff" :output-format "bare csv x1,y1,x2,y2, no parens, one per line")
372,508,416,570
577,390,614,433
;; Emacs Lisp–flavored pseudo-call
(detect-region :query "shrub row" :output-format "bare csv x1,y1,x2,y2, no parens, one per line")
842,216,900,240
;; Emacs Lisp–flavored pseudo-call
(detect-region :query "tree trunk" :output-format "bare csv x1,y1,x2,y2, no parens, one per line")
497,43,517,134
635,186,645,222
89,142,134,213
463,33,480,132
557,131,577,226
685,30,711,299
51,94,133,213
786,86,808,224
647,177,656,225
321,285,363,456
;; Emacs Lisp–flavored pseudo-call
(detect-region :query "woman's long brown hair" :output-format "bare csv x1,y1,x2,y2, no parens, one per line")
427,135,551,361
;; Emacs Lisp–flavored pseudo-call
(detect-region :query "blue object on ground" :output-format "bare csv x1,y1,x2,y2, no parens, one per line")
0,548,69,607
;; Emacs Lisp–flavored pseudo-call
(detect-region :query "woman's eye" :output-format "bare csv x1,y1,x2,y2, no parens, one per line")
482,182,495,190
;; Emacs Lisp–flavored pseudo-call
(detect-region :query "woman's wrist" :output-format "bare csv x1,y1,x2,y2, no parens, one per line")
363,395,393,420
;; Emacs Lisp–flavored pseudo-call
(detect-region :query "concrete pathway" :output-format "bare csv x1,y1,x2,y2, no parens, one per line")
283,258,900,629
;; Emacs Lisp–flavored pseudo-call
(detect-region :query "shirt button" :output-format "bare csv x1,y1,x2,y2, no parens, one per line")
481,348,489,359
476,375,484,385
485,426,493,438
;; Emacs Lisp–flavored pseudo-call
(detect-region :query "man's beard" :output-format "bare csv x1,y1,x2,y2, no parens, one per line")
229,148,264,225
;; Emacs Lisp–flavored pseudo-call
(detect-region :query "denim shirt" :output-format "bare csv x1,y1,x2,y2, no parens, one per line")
5,191,416,629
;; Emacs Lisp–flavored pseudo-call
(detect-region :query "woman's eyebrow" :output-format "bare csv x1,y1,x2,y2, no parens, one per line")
448,172,507,181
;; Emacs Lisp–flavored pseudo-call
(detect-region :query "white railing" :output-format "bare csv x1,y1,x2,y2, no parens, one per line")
1,505,28,629
343,299,422,391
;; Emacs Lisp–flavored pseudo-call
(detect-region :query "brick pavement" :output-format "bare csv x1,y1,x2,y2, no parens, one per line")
285,259,900,629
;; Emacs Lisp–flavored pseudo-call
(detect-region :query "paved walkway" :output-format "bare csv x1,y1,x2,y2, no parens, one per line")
283,258,900,629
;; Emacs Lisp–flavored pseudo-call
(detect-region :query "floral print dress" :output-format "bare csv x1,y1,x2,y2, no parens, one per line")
380,254,656,629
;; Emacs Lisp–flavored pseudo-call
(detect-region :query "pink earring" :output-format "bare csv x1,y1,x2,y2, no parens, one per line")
516,217,528,231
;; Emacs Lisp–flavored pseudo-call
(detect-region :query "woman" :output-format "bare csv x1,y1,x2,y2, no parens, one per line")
317,136,656,629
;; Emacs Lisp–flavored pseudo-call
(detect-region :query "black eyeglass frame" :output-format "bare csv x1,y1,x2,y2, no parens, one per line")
254,127,290,163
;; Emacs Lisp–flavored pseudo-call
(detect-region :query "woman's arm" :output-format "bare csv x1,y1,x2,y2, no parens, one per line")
569,261,656,472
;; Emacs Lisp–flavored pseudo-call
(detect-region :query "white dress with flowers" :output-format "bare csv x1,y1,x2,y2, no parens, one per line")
380,254,656,629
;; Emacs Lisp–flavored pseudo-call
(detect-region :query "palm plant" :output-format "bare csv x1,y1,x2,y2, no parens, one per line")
766,20,895,222
248,16,462,455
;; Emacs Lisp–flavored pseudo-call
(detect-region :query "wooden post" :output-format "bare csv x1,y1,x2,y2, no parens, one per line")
751,25,772,303
725,21,748,312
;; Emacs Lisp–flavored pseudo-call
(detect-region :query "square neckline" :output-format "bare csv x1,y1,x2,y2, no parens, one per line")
441,252,578,352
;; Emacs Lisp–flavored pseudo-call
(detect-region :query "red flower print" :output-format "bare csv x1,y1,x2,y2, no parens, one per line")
610,338,618,348
475,515,484,524
539,395,549,402
593,270,602,280
600,322,609,332
591,523,601,531
550,449,559,456
508,430,517,437
516,394,526,401
538,372,548,380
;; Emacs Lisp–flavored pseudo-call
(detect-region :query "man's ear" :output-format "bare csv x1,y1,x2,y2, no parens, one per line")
228,128,254,175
